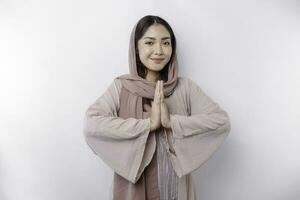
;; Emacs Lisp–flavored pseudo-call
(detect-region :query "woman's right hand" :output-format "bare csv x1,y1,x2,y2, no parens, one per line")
150,81,162,131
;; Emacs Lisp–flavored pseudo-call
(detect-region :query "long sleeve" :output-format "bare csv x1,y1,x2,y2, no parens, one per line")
165,78,231,178
170,78,230,138
83,78,152,183
84,79,151,140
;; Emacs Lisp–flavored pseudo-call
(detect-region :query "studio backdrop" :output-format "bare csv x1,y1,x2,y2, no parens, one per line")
0,0,299,199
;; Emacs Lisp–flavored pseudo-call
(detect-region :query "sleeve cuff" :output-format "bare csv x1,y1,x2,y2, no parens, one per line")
170,114,185,139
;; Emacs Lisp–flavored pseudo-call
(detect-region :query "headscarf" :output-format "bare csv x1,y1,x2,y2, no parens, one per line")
112,21,179,199
116,22,179,119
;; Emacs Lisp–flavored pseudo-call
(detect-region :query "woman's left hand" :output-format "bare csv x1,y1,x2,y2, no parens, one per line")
160,80,171,129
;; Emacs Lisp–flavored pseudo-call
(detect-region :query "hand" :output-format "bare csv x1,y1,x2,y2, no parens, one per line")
160,80,171,129
149,81,161,131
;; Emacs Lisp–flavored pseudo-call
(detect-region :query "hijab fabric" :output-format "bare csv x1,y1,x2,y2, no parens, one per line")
113,22,179,199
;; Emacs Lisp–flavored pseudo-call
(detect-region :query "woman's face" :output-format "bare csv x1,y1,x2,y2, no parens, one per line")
137,24,172,73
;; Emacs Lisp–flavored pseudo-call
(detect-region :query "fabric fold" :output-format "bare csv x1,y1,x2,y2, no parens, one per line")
83,17,230,199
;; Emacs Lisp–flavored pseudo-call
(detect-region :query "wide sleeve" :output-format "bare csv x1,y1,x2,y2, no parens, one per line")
83,78,151,183
170,78,230,138
84,79,150,140
166,78,231,177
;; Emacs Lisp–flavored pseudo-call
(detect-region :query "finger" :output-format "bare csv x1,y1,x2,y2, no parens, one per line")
158,81,161,95
160,81,164,101
155,81,159,95
154,81,160,104
161,101,166,110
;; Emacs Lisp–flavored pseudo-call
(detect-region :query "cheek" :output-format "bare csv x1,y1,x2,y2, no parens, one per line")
139,51,149,61
165,48,172,58
143,48,152,56
139,46,152,59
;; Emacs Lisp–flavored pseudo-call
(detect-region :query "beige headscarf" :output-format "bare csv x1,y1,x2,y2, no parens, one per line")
116,21,179,119
113,22,179,199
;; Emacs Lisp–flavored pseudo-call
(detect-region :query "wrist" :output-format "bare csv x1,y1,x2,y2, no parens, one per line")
162,119,171,129
166,121,171,129
150,119,159,131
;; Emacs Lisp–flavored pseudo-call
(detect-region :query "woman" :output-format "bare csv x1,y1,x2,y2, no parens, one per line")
83,15,231,200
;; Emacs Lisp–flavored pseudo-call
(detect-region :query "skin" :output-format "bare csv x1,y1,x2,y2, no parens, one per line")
137,24,172,131
137,23,172,82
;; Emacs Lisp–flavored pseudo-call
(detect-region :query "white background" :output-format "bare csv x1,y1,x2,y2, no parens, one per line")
0,0,299,199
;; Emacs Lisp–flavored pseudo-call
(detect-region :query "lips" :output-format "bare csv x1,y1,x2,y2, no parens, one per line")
151,58,164,60
151,58,164,63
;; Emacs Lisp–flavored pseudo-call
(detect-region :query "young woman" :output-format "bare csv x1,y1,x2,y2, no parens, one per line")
83,15,231,200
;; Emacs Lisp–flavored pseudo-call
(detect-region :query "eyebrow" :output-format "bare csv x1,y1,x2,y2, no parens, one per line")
143,37,171,40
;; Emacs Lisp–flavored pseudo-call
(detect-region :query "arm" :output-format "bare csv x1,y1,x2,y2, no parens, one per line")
170,78,230,138
83,78,153,183
164,78,231,177
83,78,151,140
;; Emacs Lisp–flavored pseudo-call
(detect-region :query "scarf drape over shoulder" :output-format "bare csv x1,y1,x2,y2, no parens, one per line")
113,22,179,200
117,22,178,112
83,20,231,200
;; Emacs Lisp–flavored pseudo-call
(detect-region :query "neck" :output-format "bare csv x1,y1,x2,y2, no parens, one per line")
145,70,161,82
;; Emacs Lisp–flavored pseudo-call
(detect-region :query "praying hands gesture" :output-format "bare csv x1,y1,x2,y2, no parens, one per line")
149,80,171,131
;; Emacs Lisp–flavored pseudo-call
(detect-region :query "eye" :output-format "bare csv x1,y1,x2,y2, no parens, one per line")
145,41,153,45
163,41,171,46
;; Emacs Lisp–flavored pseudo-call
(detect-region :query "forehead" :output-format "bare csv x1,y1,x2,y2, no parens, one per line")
142,24,170,39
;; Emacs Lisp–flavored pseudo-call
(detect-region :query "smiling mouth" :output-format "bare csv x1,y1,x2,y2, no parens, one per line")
151,58,164,63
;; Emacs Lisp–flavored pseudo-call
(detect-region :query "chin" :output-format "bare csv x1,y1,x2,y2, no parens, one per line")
148,67,164,72
148,64,167,71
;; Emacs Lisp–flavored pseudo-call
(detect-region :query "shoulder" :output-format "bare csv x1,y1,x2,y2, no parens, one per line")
113,77,122,86
108,77,122,94
176,77,208,100
176,76,199,90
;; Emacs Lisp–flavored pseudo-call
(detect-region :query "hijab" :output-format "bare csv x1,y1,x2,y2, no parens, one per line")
116,22,179,119
112,21,179,199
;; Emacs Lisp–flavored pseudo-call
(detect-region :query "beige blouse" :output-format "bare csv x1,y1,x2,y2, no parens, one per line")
83,77,231,200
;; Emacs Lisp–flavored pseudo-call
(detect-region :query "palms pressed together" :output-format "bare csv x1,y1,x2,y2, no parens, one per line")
144,80,171,131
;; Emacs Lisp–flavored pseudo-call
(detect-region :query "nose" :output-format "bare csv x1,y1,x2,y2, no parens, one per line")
154,43,163,55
